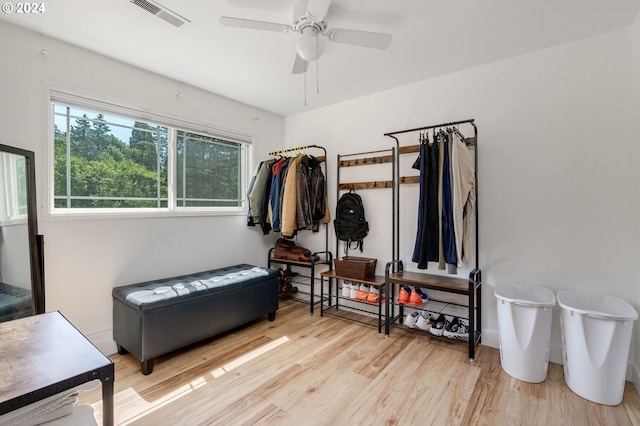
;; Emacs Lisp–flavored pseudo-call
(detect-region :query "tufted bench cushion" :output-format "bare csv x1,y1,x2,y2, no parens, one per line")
112,264,278,374
116,266,272,310
0,282,33,322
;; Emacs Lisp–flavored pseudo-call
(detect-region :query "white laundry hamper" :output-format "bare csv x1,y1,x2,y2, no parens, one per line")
495,283,556,383
557,290,637,405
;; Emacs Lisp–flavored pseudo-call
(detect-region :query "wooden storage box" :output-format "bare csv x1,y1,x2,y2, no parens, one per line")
334,257,377,280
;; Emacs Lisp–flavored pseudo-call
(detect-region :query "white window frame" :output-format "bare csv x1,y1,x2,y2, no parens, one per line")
45,88,254,220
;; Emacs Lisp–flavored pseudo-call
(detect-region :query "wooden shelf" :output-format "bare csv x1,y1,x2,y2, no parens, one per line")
321,271,385,287
387,271,471,294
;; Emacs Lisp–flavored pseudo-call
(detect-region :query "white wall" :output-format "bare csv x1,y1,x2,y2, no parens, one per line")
0,22,285,354
632,11,640,392
286,28,638,374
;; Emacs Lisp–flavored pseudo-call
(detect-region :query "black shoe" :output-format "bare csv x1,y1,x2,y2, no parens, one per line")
430,314,447,337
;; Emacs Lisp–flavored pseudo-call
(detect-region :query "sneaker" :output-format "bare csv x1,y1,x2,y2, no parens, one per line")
349,282,360,298
403,311,420,328
356,284,370,301
430,314,447,336
453,319,470,340
366,286,381,303
415,312,437,331
398,285,411,304
408,288,424,307
414,287,428,303
342,282,351,298
443,317,460,339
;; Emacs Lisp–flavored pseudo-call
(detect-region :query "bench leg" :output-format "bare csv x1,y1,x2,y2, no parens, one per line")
141,359,154,375
268,311,276,322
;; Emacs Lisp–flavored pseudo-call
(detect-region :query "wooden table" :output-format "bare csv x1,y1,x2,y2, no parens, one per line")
0,311,114,425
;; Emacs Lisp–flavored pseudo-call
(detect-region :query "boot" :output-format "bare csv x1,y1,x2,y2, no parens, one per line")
279,278,298,295
278,269,298,295
283,280,298,294
282,266,299,278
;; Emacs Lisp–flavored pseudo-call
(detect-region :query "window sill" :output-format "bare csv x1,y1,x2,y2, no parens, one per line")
0,217,28,227
43,208,246,222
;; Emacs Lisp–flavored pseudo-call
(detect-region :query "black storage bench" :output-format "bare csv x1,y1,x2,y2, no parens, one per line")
112,264,278,374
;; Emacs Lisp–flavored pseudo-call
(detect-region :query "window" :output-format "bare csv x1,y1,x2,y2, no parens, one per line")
1,153,28,221
176,131,243,208
50,94,251,215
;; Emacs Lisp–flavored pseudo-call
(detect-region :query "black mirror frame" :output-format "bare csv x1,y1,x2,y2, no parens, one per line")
0,144,45,315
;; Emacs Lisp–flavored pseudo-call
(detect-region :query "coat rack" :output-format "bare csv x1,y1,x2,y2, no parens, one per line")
264,143,331,315
383,118,482,359
384,118,478,271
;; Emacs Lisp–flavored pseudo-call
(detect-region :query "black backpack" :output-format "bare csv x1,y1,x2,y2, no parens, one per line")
334,189,369,251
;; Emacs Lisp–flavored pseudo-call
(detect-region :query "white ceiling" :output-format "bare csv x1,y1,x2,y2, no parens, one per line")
2,0,639,117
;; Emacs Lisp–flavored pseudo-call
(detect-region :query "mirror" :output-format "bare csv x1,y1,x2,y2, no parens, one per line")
0,144,44,322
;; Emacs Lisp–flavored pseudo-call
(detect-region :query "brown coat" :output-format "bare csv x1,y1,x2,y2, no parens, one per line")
280,154,303,237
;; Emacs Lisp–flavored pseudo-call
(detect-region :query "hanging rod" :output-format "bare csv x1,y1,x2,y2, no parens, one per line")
384,118,475,137
267,144,326,157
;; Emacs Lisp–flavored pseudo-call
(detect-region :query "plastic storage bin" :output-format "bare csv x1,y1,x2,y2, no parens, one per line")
495,283,556,383
557,290,637,405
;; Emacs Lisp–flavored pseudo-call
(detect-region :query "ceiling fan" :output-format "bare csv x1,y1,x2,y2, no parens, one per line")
219,0,392,74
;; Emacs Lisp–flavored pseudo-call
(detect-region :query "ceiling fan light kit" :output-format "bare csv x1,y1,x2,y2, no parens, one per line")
296,26,323,62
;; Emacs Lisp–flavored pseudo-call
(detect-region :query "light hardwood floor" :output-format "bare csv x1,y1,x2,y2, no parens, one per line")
81,299,640,425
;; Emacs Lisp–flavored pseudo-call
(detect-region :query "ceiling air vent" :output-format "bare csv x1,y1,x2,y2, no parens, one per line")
130,0,190,28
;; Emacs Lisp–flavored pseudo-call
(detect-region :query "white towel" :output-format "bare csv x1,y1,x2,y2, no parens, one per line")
0,381,100,426
41,405,97,426
0,392,78,426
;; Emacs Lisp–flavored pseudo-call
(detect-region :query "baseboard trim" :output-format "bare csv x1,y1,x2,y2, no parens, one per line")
633,362,640,394
86,327,117,357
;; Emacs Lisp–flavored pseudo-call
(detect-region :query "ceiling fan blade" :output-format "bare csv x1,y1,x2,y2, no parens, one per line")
326,28,392,49
219,16,292,33
306,0,332,22
292,54,309,74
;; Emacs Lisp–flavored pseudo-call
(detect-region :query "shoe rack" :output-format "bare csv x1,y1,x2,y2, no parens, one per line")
383,119,482,360
385,260,481,357
268,252,332,315
319,270,387,333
